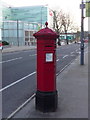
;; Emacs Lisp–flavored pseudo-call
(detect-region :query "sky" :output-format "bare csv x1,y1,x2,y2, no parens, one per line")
2,0,88,31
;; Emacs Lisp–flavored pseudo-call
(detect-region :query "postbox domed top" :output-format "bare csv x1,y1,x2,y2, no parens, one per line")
33,22,59,39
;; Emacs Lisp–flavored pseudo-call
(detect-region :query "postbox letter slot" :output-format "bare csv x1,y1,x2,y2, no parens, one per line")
45,45,52,47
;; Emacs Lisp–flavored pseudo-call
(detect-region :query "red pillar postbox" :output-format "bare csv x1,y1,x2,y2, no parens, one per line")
33,22,58,112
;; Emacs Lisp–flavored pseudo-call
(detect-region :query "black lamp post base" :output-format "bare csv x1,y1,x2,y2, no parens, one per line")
35,90,58,112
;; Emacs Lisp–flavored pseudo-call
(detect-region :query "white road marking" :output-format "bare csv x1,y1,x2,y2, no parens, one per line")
63,55,68,59
0,57,22,64
56,63,69,76
70,54,75,56
56,57,76,76
6,93,35,120
71,52,74,54
76,49,78,52
29,54,37,57
0,71,36,92
56,59,59,62
76,52,81,54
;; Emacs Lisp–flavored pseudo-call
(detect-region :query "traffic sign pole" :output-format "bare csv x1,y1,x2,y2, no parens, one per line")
80,0,85,65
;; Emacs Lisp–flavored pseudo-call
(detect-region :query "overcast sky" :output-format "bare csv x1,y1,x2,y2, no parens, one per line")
2,0,88,30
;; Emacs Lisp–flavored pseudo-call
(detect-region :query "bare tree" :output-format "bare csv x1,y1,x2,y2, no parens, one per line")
53,10,79,45
61,13,74,44
53,10,64,45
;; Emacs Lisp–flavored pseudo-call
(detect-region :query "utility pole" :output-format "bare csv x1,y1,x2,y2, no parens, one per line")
41,6,43,29
17,20,19,46
80,0,85,65
40,5,48,29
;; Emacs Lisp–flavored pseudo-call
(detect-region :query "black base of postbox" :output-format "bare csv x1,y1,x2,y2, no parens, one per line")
35,90,58,112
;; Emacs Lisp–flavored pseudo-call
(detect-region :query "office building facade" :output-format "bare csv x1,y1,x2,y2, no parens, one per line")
0,1,53,45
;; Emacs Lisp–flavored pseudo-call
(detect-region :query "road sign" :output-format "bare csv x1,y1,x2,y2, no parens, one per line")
86,0,90,17
80,4,85,9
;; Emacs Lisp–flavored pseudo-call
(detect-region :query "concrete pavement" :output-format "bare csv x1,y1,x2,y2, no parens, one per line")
11,49,88,118
2,44,68,53
2,45,36,53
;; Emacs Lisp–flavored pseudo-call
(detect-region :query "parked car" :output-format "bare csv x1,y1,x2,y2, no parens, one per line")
77,41,81,44
2,41,9,45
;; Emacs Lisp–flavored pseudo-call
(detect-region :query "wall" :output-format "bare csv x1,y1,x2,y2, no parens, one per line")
1,3,53,45
2,21,38,46
11,6,48,27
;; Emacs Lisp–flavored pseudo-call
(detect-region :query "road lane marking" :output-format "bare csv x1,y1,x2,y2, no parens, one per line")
70,54,75,56
0,57,22,64
63,55,68,59
71,52,74,54
56,59,59,62
0,71,36,92
76,49,78,52
29,54,37,57
6,93,35,120
76,52,81,54
56,57,77,76
56,63,70,76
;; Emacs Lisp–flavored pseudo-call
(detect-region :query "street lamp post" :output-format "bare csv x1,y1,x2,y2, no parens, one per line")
40,5,48,29
41,6,43,28
17,20,19,46
80,0,85,65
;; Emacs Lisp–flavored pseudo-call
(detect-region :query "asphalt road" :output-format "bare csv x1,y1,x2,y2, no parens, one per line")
1,43,87,118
